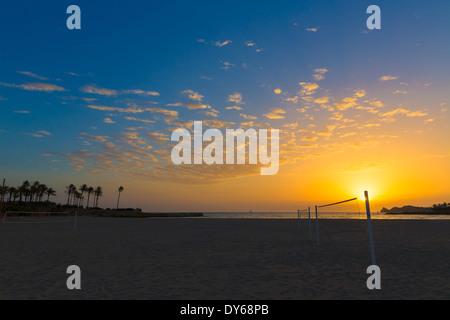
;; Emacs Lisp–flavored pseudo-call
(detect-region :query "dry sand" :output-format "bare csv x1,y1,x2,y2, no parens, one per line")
0,218,449,300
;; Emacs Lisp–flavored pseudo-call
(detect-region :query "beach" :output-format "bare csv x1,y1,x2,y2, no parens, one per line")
0,218,449,300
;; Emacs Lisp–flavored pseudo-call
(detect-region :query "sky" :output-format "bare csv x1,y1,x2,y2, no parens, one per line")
0,0,449,212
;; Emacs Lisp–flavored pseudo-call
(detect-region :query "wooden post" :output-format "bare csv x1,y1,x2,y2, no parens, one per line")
365,191,377,265
315,205,320,246
308,207,312,241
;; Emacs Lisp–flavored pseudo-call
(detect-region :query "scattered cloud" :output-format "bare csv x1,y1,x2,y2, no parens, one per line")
306,27,318,32
379,75,399,82
228,93,244,105
104,118,116,124
147,132,170,144
124,116,155,123
313,68,328,81
299,82,319,95
81,85,160,97
214,40,232,47
240,114,258,120
81,85,118,96
264,108,286,120
274,88,282,95
17,71,48,81
14,110,30,114
0,82,67,92
182,90,204,102
225,106,244,111
221,61,235,71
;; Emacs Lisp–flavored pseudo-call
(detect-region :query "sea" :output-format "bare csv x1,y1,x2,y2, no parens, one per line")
202,212,450,220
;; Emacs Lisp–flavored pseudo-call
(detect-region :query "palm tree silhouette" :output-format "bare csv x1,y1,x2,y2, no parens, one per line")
46,188,56,202
94,186,103,208
19,180,30,203
79,184,88,208
66,184,76,205
117,186,124,209
86,186,94,209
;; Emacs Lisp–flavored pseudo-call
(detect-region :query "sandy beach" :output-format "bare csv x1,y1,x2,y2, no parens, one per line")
0,218,449,300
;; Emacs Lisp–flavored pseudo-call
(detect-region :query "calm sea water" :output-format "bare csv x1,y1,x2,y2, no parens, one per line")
203,212,450,220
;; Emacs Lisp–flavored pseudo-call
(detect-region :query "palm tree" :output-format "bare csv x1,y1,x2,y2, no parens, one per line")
86,186,94,209
19,180,31,202
30,181,41,202
94,186,103,208
0,184,8,201
74,191,82,207
79,184,88,208
46,188,56,202
116,186,124,209
7,187,17,202
66,184,75,205
38,184,48,202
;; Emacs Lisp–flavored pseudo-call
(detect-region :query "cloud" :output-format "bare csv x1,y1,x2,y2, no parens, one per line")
306,27,318,32
381,108,428,118
124,116,155,123
0,82,67,92
17,71,48,81
182,90,204,102
274,88,282,95
145,107,179,117
225,106,244,111
202,119,235,129
263,108,286,120
244,40,265,53
200,110,220,118
14,110,31,114
214,40,232,47
335,97,358,111
379,76,399,82
299,82,319,95
228,93,244,105
147,132,169,144
355,90,366,98
123,89,160,97
25,130,52,138
240,114,258,120
313,68,328,81
369,100,384,108
87,105,145,114
221,61,235,71
315,97,329,104
184,103,211,110
81,85,159,97
81,85,118,96
104,118,116,124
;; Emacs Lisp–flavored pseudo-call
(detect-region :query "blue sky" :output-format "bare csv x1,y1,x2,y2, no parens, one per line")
1,0,449,210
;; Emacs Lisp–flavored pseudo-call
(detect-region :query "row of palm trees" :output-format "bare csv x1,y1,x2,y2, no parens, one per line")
65,184,104,209
0,180,125,210
0,180,56,204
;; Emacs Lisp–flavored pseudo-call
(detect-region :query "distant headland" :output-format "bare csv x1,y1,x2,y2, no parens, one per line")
381,203,450,215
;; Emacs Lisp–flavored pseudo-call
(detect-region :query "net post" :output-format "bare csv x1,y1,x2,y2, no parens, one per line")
297,209,301,233
315,205,320,246
308,207,312,241
365,191,376,266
